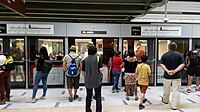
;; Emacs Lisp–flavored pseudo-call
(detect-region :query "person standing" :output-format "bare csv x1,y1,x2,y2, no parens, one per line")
160,42,185,110
186,44,200,93
111,51,123,93
136,55,151,110
63,45,82,102
10,41,24,81
122,49,138,101
27,46,51,103
0,44,14,105
135,43,145,63
82,46,103,112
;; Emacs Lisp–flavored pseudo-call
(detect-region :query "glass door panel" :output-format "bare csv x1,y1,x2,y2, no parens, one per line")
28,37,64,87
157,39,189,85
123,39,155,86
74,38,118,84
10,38,25,88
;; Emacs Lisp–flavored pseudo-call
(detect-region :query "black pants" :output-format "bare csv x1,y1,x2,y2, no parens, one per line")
86,85,102,112
0,73,10,101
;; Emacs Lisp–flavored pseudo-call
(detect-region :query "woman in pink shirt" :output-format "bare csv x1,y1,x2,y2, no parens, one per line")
111,51,123,93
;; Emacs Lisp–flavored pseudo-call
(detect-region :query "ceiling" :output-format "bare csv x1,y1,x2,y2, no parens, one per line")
0,0,199,24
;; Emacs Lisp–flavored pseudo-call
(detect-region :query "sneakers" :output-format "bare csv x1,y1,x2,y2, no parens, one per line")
161,97,168,104
5,98,10,102
187,89,191,93
111,90,115,93
195,88,200,91
0,100,6,105
26,99,36,103
139,104,145,110
74,95,79,100
40,96,46,100
126,96,130,101
135,96,139,101
68,97,73,102
143,98,147,103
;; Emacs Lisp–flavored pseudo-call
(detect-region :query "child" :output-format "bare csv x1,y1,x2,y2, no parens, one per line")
135,55,151,110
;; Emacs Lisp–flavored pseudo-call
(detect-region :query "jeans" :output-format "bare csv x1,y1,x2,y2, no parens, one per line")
32,71,48,99
112,70,121,91
86,86,102,112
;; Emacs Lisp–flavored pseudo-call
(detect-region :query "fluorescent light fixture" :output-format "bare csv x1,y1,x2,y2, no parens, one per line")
130,18,200,23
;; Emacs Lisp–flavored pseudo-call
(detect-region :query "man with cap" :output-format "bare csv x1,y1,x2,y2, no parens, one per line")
63,45,82,102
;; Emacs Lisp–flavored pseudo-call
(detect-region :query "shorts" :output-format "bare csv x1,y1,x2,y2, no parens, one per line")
139,85,148,94
187,66,200,77
66,75,80,89
124,72,137,85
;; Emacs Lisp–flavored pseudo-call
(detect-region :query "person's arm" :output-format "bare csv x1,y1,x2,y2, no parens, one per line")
148,65,151,76
63,57,67,72
160,64,171,75
173,63,185,74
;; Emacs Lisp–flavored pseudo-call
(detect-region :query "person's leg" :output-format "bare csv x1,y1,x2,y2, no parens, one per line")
196,77,200,91
125,84,130,100
163,79,172,103
133,84,139,101
32,72,42,99
41,74,48,98
0,75,6,104
86,87,93,112
4,74,11,101
74,75,80,99
115,72,121,90
187,66,194,92
112,71,117,92
67,76,73,101
171,79,181,110
139,85,148,110
95,85,102,112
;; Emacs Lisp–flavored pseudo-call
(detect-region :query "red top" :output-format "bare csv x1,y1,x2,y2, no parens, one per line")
135,49,145,62
111,56,123,72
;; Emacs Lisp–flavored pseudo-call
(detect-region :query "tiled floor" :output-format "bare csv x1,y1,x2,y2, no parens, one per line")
0,86,200,112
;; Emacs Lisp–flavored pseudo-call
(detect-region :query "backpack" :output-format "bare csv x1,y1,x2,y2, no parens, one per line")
0,52,15,72
41,59,52,74
189,50,200,66
67,54,79,77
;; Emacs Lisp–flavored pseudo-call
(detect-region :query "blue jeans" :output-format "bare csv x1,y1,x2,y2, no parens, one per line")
112,70,121,91
32,71,48,99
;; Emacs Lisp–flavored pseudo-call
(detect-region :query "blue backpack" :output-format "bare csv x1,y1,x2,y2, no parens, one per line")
67,55,79,77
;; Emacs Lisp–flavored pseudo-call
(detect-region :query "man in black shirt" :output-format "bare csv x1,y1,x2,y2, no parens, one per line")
160,42,185,110
186,44,200,93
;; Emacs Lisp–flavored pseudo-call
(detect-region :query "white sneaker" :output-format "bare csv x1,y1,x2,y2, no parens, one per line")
26,98,36,103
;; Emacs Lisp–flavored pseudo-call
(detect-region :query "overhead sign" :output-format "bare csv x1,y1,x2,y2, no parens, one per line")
81,30,107,34
141,26,157,36
0,0,26,16
7,24,54,34
131,27,141,36
141,26,182,36
158,27,182,36
0,24,7,34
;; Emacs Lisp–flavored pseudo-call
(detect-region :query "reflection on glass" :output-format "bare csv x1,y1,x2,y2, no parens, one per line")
29,38,64,86
10,39,24,82
157,39,189,85
38,39,63,61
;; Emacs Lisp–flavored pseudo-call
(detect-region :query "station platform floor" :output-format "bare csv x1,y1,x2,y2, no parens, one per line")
0,86,200,112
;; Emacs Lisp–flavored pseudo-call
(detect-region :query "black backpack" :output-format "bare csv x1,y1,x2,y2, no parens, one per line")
189,50,200,66
41,59,52,74
0,52,15,72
